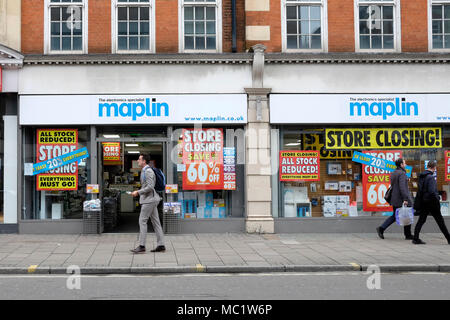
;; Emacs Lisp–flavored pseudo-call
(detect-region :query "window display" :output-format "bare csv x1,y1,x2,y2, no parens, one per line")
279,126,450,218
22,127,90,220
172,127,244,219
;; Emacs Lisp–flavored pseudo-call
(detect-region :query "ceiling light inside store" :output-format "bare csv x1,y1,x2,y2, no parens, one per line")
103,134,120,139
285,143,301,146
127,151,140,154
125,144,139,147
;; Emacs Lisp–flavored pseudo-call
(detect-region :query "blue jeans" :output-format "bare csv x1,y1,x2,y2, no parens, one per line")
380,206,412,237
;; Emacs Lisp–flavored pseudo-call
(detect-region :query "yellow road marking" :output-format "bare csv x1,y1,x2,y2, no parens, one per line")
28,265,38,273
196,264,205,272
349,262,361,270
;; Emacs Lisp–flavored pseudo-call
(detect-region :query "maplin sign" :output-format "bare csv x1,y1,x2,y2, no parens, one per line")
98,97,169,121
349,97,419,120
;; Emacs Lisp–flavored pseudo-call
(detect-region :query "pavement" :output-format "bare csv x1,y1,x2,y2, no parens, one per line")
0,232,450,275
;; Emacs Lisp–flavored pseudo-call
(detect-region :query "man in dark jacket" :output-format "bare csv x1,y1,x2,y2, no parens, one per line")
376,158,413,240
412,160,450,245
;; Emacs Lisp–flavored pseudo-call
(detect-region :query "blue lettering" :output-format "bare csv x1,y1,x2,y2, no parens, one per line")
350,102,369,116
99,103,118,117
119,103,131,117
406,102,418,116
350,97,419,120
382,102,395,120
157,103,169,117
98,98,169,119
132,103,145,121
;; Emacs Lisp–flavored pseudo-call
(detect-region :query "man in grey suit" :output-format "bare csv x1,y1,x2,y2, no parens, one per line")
130,153,165,254
376,158,414,240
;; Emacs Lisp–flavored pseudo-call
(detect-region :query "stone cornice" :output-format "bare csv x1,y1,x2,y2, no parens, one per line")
22,52,450,66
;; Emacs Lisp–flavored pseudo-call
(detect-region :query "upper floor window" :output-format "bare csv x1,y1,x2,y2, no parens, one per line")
46,0,86,54
355,0,399,52
113,0,154,53
283,0,328,52
430,1,450,50
180,0,222,52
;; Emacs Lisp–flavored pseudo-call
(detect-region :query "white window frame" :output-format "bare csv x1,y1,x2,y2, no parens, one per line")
281,0,328,52
111,0,156,54
428,0,450,52
178,0,222,53
44,0,88,54
354,0,401,53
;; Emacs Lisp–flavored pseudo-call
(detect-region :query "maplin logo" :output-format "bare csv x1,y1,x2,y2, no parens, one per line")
349,97,419,120
98,98,169,121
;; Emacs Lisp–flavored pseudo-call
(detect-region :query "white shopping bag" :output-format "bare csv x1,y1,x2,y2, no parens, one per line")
395,205,414,226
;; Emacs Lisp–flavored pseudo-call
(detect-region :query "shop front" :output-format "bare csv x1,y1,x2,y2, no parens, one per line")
270,93,450,233
0,45,22,233
18,94,247,234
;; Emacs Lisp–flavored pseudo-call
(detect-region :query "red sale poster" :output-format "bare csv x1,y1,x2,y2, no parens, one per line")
182,128,224,190
362,150,402,212
445,151,450,182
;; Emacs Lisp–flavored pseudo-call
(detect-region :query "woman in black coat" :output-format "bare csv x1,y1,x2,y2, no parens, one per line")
376,158,413,240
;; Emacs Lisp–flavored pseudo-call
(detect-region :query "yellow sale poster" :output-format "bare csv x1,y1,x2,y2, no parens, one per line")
36,129,78,191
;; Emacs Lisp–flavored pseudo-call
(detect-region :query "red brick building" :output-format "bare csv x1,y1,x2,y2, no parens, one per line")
21,0,442,54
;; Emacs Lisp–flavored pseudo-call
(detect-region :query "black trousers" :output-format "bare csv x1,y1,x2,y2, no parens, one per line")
414,200,450,242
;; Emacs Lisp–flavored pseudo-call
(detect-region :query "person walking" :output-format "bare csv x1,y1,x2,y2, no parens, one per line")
130,153,166,254
412,160,450,245
376,158,414,240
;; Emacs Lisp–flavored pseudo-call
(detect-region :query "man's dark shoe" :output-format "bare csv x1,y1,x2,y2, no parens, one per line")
376,227,384,239
130,246,146,254
412,239,426,245
151,246,166,252
405,235,414,240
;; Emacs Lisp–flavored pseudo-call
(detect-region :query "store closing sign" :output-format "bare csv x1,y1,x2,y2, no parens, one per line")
360,150,402,212
182,128,224,190
325,128,442,149
279,151,320,181
36,129,79,191
446,151,450,182
102,142,121,165
303,131,352,159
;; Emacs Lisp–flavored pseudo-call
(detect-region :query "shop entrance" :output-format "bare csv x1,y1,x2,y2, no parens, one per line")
99,140,165,233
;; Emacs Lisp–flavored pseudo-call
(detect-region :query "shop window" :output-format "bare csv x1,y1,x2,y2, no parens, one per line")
278,127,450,218
22,128,90,220
181,0,222,52
114,0,154,52
356,0,398,52
171,127,245,219
283,0,327,52
47,0,86,54
430,2,450,50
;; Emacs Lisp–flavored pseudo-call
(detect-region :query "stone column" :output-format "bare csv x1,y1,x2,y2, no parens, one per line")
245,44,274,234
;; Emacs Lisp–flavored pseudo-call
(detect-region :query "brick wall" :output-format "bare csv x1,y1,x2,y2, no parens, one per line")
89,0,111,53
20,0,433,54
245,0,281,52
401,0,428,52
155,0,178,53
328,0,355,52
21,0,44,54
